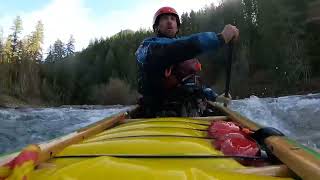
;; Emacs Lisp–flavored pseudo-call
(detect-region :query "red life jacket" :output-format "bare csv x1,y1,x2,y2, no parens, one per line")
163,58,202,90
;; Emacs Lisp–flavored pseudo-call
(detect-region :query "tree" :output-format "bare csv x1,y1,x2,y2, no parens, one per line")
3,36,13,63
44,39,68,63
25,21,44,62
53,39,66,60
180,12,191,35
66,35,75,56
10,16,23,63
0,28,4,63
45,45,54,63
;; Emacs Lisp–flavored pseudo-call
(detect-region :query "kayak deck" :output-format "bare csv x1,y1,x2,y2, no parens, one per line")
29,117,294,180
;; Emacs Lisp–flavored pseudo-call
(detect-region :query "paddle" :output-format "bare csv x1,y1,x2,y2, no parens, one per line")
224,41,233,107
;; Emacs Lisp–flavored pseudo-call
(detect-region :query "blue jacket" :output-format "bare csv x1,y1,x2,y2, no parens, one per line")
135,32,224,101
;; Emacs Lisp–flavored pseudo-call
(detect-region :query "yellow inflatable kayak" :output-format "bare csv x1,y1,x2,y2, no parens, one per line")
0,103,319,180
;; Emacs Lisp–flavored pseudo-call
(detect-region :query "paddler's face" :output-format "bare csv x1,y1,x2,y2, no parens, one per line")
158,14,178,38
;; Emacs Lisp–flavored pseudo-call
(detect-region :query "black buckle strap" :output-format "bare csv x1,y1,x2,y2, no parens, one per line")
251,127,285,163
251,127,285,145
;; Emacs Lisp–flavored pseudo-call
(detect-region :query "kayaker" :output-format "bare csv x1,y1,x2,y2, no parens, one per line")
135,6,239,117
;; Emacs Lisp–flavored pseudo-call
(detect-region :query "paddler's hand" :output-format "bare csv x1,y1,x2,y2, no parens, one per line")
221,24,239,43
216,93,232,105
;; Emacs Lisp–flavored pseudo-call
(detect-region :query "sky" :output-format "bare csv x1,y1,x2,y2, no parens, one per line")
0,0,219,53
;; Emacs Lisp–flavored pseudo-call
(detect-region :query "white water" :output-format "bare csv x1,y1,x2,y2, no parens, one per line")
0,106,130,154
0,94,319,154
230,93,320,150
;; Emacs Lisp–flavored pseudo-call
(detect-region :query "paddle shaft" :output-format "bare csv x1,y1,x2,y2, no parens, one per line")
224,42,233,107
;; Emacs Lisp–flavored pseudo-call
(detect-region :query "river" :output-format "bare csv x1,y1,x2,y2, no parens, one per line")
1,94,319,154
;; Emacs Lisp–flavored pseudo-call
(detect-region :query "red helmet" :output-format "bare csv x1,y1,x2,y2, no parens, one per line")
153,7,181,29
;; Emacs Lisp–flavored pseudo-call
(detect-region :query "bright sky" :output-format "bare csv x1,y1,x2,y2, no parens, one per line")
0,0,219,53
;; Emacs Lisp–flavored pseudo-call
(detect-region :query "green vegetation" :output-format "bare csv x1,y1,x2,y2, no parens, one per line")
0,0,319,106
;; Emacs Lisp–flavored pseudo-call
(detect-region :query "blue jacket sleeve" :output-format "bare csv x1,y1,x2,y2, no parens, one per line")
136,32,223,71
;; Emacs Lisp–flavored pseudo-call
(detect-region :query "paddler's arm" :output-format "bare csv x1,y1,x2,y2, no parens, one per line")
203,87,231,105
135,32,225,71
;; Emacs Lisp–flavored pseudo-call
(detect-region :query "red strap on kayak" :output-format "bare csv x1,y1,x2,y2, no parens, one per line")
208,121,260,157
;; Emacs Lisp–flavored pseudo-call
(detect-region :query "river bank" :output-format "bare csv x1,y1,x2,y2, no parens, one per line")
0,95,30,108
1,77,319,108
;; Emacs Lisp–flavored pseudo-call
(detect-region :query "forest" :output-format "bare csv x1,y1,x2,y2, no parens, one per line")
0,0,319,106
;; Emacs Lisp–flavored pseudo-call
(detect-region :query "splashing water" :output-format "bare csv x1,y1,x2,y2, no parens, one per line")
0,106,129,154
230,93,320,150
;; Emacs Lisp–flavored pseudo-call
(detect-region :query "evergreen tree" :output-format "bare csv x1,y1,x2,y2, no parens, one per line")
4,36,13,63
0,28,4,63
45,45,55,63
10,16,23,63
27,21,44,62
66,35,75,56
53,39,66,60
